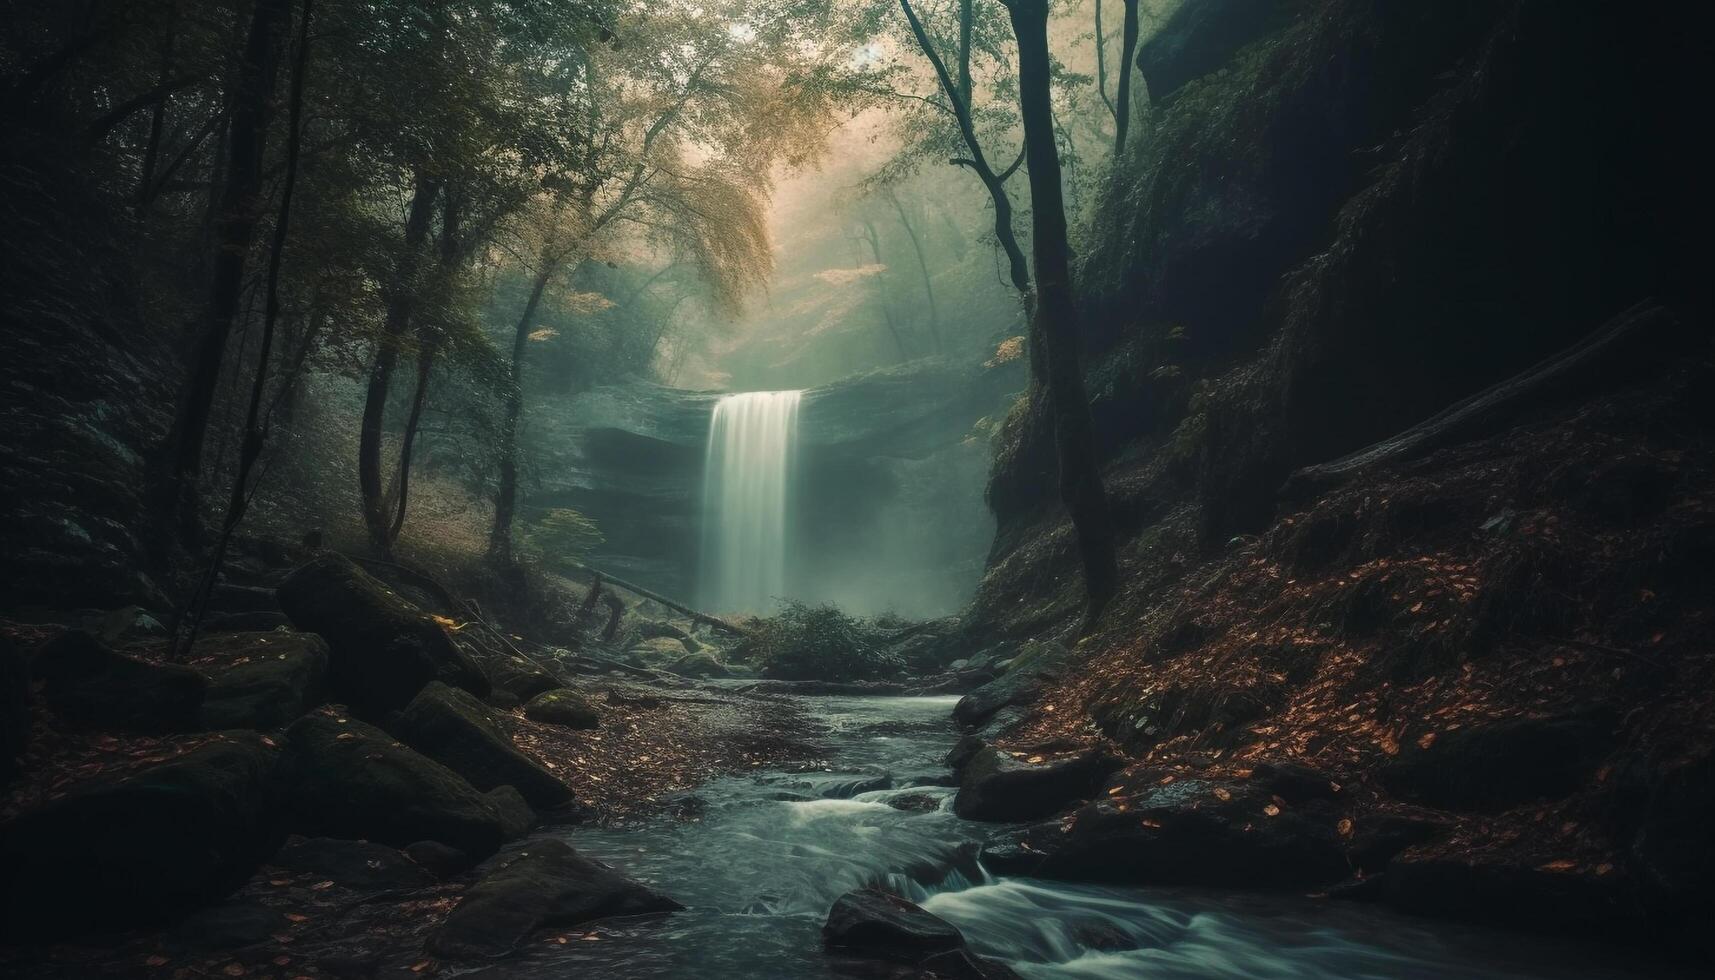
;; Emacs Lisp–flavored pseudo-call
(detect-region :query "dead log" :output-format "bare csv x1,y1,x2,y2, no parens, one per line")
558,560,748,638
1281,301,1695,502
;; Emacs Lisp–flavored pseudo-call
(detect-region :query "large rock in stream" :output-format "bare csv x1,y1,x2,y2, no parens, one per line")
985,772,1349,890
393,681,573,809
822,888,1021,978
428,839,682,959
0,734,284,939
954,745,1123,822
276,554,488,714
34,629,205,733
281,712,506,858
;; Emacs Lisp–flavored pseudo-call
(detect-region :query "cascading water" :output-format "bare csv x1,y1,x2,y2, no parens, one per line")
699,390,803,613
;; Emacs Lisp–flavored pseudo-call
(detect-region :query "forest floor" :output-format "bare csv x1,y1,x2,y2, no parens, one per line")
964,357,1715,940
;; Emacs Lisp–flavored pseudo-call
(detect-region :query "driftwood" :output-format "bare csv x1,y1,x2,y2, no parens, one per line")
1281,301,1693,502
559,560,749,638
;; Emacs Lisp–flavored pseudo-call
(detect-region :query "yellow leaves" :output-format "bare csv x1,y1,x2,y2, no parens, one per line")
410,960,433,973
1025,755,1045,764
1212,786,1232,801
284,913,310,923
429,614,466,631
335,732,356,741
985,336,1026,368
1417,732,1437,750
528,327,559,342
1262,802,1281,817
1337,818,1354,838
1537,859,1577,873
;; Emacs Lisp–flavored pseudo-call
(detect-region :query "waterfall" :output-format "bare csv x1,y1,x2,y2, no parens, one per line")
699,390,803,613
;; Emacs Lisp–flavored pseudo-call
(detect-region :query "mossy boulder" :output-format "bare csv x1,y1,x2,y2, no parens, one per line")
0,734,284,939
34,629,205,733
523,688,601,729
428,839,682,959
393,681,572,809
276,554,488,714
281,711,505,858
197,631,329,731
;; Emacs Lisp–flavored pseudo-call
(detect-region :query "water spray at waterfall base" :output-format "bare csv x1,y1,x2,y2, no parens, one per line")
700,390,803,613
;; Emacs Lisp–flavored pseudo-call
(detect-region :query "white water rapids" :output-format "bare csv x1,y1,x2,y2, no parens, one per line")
699,390,803,613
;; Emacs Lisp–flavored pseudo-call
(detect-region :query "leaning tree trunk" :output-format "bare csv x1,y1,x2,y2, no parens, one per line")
1006,0,1120,621
488,257,556,566
155,0,289,534
358,172,440,550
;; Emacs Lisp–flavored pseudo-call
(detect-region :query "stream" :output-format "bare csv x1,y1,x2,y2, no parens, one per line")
481,695,1663,979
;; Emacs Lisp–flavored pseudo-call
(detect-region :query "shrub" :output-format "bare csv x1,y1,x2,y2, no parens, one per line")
747,601,902,682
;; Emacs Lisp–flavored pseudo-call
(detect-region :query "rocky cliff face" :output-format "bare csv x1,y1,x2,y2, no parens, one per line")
524,358,1023,615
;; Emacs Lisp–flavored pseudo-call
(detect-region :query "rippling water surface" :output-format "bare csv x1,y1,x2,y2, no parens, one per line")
474,696,1666,980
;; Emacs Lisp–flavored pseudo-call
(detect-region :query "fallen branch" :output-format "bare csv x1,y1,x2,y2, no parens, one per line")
1281,301,1691,502
557,560,748,637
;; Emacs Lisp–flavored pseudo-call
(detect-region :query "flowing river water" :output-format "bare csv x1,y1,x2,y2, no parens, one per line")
480,695,1666,979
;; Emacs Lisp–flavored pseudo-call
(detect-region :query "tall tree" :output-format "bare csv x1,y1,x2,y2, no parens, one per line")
883,187,943,353
154,0,290,535
1001,0,1119,620
896,0,1030,295
1112,0,1141,157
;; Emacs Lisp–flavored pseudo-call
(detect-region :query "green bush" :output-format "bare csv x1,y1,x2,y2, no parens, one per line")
522,508,603,576
746,601,902,682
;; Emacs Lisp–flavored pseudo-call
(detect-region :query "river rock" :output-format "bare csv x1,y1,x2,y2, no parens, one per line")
1379,849,1638,936
0,734,283,939
197,631,329,731
631,635,693,663
822,887,964,958
281,711,505,859
1025,776,1349,889
428,839,683,959
952,641,1070,727
483,651,564,709
393,681,572,809
487,784,537,838
666,650,731,678
524,687,602,729
2,635,28,781
34,629,205,733
1379,712,1616,810
271,837,434,890
276,554,489,713
954,746,1123,822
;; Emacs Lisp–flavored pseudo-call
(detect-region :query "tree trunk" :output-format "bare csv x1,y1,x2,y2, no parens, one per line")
489,258,556,566
858,220,911,361
174,0,312,657
885,189,942,353
1114,0,1140,157
136,5,177,208
1005,0,1119,622
358,172,441,550
384,189,462,544
898,0,1031,295
155,0,290,534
